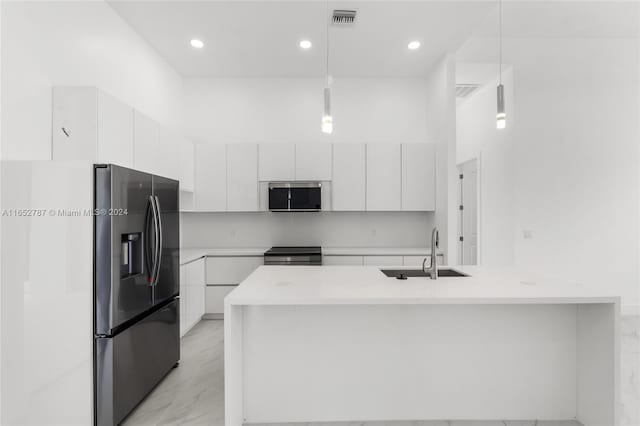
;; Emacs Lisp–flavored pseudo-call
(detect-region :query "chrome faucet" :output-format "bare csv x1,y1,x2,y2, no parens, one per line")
422,227,439,279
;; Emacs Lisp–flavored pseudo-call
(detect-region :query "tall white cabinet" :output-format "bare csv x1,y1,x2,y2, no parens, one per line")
366,144,402,211
332,143,366,211
402,143,436,211
227,144,259,211
53,87,133,167
194,144,227,211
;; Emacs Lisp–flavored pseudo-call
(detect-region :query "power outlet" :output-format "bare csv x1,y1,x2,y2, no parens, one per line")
523,230,533,239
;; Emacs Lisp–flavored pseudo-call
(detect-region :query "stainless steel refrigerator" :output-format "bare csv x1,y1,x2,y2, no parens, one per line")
93,164,180,426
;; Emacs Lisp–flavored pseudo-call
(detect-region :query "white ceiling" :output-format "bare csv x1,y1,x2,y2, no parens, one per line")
108,1,494,78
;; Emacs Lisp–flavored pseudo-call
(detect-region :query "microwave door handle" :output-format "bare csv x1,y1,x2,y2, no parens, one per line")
153,196,163,286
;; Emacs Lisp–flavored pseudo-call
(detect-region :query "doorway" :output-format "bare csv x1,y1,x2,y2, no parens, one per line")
457,159,478,265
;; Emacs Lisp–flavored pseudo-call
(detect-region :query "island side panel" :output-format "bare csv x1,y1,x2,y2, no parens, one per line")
576,302,620,426
242,304,578,423
224,303,244,426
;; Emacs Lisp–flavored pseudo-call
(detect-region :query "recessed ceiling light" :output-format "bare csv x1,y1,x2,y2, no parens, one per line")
299,40,312,49
190,39,204,49
408,40,421,50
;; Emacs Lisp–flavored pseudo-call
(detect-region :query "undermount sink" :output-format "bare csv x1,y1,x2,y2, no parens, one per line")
380,268,469,279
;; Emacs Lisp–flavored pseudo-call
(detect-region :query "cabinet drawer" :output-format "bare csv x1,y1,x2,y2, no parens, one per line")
205,256,263,285
323,256,364,266
362,256,403,266
205,285,237,314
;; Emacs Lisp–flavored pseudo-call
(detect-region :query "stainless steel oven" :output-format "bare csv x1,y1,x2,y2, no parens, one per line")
264,247,323,265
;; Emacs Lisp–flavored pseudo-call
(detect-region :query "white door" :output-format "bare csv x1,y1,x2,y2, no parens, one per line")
194,144,227,211
332,143,366,211
227,144,258,211
458,159,478,265
366,144,401,211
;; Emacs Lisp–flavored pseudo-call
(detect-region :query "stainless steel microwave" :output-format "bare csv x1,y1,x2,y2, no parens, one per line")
268,182,322,212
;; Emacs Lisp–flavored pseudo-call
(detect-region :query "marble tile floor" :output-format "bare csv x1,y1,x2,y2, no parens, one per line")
124,317,640,426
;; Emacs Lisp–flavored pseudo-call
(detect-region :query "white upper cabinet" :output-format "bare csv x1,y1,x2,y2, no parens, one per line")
53,87,98,161
227,144,258,211
258,143,295,181
179,137,195,192
133,110,160,175
53,87,133,167
366,144,401,211
332,143,366,211
402,143,436,211
295,144,332,181
158,129,181,180
194,144,227,211
96,91,133,168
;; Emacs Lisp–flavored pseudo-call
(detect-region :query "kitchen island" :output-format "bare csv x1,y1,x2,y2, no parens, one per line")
224,266,620,426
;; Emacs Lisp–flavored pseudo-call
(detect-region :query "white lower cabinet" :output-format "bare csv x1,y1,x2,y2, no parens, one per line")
205,286,237,315
363,256,404,266
205,256,263,316
323,256,364,266
179,258,205,337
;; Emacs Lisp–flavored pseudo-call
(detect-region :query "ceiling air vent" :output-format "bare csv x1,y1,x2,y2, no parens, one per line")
456,84,480,98
332,9,357,26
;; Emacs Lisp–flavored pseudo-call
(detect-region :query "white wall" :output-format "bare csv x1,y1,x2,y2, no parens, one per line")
182,212,434,249
1,1,183,160
183,77,428,144
425,55,457,263
457,37,640,309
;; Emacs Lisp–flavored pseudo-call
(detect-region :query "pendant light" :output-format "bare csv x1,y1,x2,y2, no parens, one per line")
496,0,506,130
321,0,333,134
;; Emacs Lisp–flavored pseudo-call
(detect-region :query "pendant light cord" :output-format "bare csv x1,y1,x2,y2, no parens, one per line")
325,0,330,86
499,0,503,85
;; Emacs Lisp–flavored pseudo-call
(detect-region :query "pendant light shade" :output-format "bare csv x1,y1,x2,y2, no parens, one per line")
322,86,333,134
496,84,506,129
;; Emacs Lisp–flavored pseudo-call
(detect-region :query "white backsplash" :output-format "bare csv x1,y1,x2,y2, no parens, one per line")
180,211,434,248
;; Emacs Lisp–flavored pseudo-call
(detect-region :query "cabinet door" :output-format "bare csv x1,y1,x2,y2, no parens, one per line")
179,265,189,336
402,143,435,211
97,91,133,168
227,144,258,211
258,143,295,181
205,286,236,314
295,144,332,181
158,129,181,180
366,144,401,211
363,256,403,266
332,143,366,211
179,138,195,192
194,144,227,211
323,256,364,265
133,110,160,175
52,87,98,161
206,257,263,285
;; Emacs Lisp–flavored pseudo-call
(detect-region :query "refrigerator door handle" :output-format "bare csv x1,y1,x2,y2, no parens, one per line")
149,195,161,286
152,195,163,286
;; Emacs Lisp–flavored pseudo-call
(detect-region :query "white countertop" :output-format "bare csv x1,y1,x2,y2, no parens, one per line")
226,265,620,306
180,247,440,265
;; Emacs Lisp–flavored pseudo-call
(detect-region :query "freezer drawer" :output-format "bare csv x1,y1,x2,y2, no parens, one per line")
95,299,179,426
